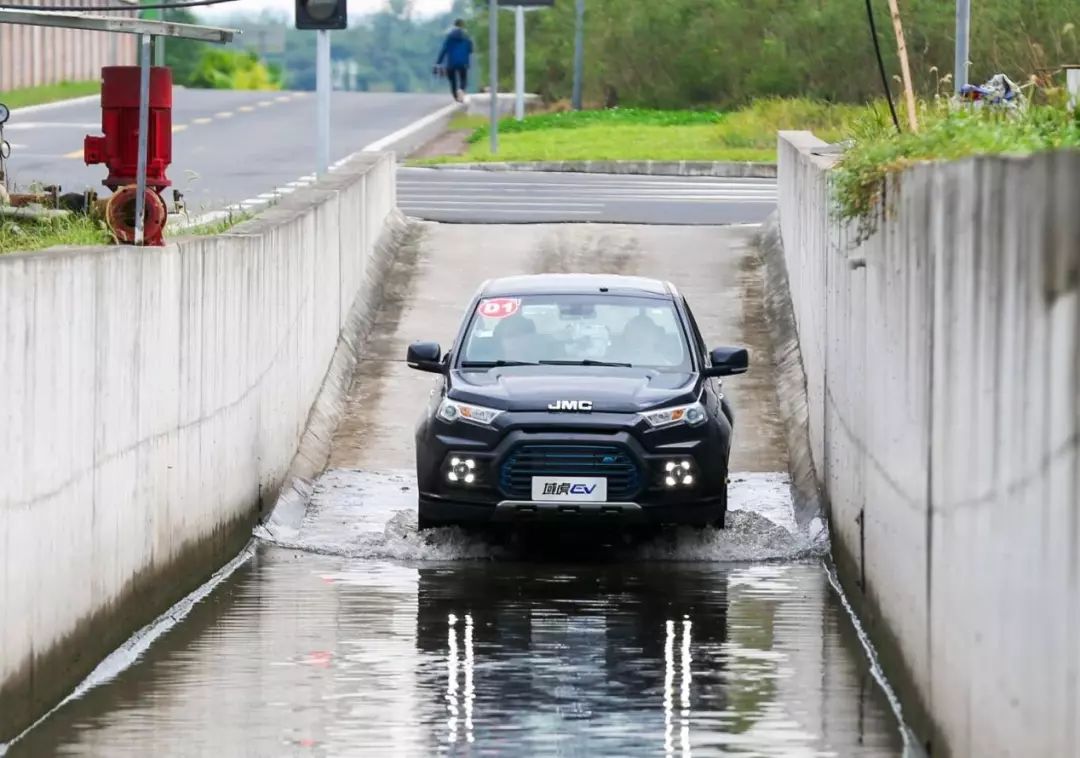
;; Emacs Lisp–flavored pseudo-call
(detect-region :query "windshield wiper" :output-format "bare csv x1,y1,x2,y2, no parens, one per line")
539,359,634,368
460,360,538,368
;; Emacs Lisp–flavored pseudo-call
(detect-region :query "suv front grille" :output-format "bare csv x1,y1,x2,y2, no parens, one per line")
499,444,642,500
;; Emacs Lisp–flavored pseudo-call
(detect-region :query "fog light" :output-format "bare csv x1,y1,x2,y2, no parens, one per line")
662,459,695,487
446,457,477,484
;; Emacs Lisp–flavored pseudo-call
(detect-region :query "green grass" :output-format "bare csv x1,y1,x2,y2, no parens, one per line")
454,123,773,163
834,103,1080,221
0,80,100,109
421,98,871,164
180,210,255,237
0,206,255,254
0,213,111,254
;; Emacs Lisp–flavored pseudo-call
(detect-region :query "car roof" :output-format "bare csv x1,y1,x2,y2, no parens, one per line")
481,274,674,299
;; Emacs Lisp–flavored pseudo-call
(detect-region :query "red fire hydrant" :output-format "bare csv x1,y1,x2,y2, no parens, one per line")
84,66,173,246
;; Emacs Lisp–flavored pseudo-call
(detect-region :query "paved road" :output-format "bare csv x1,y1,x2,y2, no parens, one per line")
397,167,777,224
9,222,905,757
4,89,446,213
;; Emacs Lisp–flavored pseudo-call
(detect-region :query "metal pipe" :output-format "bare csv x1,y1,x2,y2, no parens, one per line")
571,0,584,110
134,32,150,246
316,28,330,175
514,5,525,121
954,0,970,96
489,0,498,154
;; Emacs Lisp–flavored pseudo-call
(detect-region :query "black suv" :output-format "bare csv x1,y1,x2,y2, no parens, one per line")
407,274,748,531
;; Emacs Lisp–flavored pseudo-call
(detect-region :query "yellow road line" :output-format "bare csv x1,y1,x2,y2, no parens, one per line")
192,117,212,125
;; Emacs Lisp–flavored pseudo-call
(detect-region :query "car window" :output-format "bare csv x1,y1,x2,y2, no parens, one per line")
461,294,691,370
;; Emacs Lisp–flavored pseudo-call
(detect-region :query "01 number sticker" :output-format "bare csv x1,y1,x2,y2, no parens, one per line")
478,298,521,319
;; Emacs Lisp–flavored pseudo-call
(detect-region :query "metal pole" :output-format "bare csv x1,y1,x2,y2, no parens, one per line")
953,0,970,96
142,0,165,66
134,33,151,246
571,0,584,110
514,5,525,121
489,0,498,154
316,29,331,175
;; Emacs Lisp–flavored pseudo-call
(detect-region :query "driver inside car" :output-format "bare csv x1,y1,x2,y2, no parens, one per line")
492,313,557,363
609,312,678,366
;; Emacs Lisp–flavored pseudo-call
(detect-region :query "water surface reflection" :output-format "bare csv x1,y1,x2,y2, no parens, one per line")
11,550,902,757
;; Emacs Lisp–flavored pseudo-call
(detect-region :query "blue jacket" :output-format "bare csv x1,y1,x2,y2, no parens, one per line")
437,27,473,69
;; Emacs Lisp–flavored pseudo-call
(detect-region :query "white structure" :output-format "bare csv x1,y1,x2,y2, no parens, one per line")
0,0,139,92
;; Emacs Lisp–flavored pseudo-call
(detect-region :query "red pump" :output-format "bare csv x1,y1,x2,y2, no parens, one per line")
84,66,173,245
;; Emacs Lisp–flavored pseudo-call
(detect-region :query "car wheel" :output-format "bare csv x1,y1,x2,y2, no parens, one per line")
712,471,729,529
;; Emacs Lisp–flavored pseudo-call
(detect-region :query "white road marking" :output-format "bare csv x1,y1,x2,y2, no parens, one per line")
4,122,99,130
192,117,213,125
215,111,234,118
406,208,602,216
401,200,605,208
399,191,776,201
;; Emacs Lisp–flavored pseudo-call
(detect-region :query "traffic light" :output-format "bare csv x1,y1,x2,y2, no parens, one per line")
296,0,347,30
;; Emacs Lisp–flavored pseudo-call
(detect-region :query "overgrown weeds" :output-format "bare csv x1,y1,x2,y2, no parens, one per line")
0,213,111,254
833,103,1080,221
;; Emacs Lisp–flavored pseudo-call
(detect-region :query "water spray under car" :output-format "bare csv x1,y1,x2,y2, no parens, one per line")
407,273,749,532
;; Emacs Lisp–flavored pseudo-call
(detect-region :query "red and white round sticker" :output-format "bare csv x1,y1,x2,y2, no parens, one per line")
478,298,521,319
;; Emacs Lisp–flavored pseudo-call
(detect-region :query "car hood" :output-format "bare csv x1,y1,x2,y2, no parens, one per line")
449,366,699,413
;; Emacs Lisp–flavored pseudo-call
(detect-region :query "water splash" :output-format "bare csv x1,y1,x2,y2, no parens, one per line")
255,469,828,563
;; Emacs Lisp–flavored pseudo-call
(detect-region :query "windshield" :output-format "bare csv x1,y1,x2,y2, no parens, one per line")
459,294,692,370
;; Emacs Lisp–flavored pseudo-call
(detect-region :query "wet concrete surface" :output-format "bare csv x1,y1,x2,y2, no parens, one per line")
5,223,907,756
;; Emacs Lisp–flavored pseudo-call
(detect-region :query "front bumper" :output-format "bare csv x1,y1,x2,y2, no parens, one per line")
419,494,727,527
416,412,731,527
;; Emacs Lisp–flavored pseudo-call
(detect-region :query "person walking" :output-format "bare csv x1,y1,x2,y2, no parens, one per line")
436,18,473,103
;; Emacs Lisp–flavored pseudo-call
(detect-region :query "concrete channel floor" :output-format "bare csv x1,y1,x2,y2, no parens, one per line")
6,223,907,757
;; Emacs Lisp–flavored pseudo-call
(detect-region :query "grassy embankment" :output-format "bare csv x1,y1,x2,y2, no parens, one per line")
0,80,100,108
422,98,867,164
833,102,1080,219
0,215,111,254
0,211,253,255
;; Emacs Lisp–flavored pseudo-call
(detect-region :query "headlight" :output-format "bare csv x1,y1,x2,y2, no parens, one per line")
437,398,503,426
640,401,707,428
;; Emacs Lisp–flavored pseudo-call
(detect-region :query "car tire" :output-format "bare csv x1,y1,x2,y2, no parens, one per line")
713,470,729,529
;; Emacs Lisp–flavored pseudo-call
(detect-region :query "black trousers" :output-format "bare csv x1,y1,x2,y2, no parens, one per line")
447,66,467,95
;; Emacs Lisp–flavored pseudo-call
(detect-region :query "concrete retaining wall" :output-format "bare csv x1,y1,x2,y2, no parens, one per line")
0,152,403,741
774,131,1080,756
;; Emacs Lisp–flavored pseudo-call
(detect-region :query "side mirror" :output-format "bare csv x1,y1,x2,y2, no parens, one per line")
407,341,444,373
704,346,749,377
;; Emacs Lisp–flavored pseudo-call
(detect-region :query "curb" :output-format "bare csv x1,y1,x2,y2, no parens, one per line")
174,101,462,230
362,101,464,157
421,160,777,179
7,93,100,117
754,211,824,529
